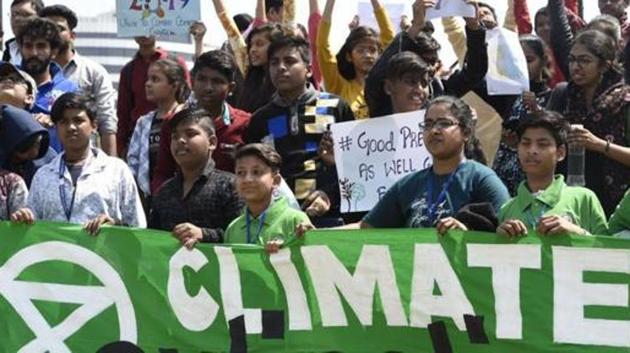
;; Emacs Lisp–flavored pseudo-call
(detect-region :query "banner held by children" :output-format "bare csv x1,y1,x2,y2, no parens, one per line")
331,110,429,213
0,222,628,352
116,0,200,39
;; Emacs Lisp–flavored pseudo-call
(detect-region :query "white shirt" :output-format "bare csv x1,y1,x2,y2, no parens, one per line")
27,148,146,227
63,51,117,135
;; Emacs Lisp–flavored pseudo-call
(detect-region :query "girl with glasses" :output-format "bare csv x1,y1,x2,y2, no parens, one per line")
359,96,509,233
548,29,630,216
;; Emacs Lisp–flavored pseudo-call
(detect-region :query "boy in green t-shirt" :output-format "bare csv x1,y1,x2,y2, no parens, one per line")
497,112,608,237
608,190,630,238
225,143,312,252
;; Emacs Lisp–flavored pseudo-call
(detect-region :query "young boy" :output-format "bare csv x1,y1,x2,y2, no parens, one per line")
497,112,608,237
149,108,243,247
225,143,311,251
188,50,250,173
608,191,630,238
10,92,146,233
151,50,251,193
245,31,354,224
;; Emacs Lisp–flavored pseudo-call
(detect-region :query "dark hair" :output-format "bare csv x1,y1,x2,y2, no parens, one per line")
267,30,311,65
233,13,253,34
11,0,44,12
295,23,309,40
238,24,283,112
192,50,237,82
410,31,441,60
519,34,551,80
336,26,380,80
39,4,78,30
168,108,216,137
534,6,547,31
245,23,283,66
149,58,191,103
516,110,569,146
477,2,497,21
235,143,282,172
422,21,435,34
426,96,487,164
51,92,97,124
16,17,62,50
385,51,431,81
265,0,283,14
586,14,621,43
573,29,621,73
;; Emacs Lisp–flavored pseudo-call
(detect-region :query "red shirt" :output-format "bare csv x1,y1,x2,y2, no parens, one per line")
151,104,251,194
116,48,190,155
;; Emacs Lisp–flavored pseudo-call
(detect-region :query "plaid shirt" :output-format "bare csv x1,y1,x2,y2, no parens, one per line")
149,159,243,243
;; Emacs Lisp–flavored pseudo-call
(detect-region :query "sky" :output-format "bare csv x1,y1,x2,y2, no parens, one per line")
1,0,598,63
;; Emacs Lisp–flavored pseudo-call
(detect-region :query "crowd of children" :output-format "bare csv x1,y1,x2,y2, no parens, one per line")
2,0,630,255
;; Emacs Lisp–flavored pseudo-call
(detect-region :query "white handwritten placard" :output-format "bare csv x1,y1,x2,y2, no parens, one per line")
331,110,430,213
116,0,200,39
486,27,530,95
426,0,475,20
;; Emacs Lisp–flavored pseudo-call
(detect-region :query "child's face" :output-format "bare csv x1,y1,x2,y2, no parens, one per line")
249,32,271,67
235,156,280,204
347,38,379,76
269,46,311,96
192,67,232,110
56,108,96,152
0,75,31,109
423,103,466,161
385,72,430,113
170,120,216,169
146,65,175,103
518,127,565,178
522,44,545,80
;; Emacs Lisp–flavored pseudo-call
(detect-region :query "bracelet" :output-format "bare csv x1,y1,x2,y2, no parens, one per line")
605,139,611,153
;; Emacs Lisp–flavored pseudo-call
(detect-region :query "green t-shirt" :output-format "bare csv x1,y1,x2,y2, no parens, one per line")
224,197,311,245
499,175,608,235
608,190,630,238
363,160,510,228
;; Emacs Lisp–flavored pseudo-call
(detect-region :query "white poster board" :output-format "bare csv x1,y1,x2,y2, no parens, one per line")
116,0,200,40
358,1,407,33
331,111,430,213
486,28,530,95
426,0,476,20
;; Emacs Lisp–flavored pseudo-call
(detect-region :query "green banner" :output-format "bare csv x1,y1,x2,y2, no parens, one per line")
0,221,628,353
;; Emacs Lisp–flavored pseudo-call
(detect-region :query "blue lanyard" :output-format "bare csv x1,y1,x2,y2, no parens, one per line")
58,158,77,222
426,163,464,225
245,209,267,244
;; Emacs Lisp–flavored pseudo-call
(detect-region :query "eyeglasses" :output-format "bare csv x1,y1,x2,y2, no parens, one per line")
419,119,460,132
568,55,597,67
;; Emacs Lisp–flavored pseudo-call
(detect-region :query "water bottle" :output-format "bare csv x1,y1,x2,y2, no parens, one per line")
567,124,586,186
